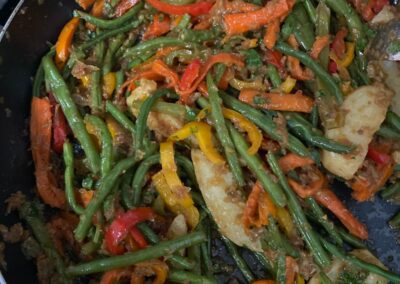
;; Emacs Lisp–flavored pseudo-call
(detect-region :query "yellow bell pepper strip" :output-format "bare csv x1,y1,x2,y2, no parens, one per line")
279,75,296,93
222,108,262,155
55,17,80,69
229,77,267,91
296,273,305,284
330,42,355,68
152,170,199,228
168,122,224,164
276,207,296,239
103,72,116,98
160,141,184,190
195,106,210,121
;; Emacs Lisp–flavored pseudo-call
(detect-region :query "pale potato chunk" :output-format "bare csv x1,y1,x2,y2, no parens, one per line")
322,84,393,180
191,149,262,251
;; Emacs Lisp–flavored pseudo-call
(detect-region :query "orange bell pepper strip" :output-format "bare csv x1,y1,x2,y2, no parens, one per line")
146,0,214,16
30,97,66,208
263,19,280,49
239,88,314,113
100,268,132,284
310,35,330,60
55,17,80,69
115,0,141,17
278,153,314,173
285,256,297,284
243,181,277,231
77,188,94,208
152,59,180,88
223,0,293,36
287,35,314,80
131,260,169,284
143,14,171,40
86,0,105,30
75,0,96,10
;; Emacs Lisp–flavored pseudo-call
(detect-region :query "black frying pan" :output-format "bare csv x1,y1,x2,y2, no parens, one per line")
0,0,399,283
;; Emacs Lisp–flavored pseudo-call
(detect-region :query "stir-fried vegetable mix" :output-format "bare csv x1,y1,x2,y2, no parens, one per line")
6,0,400,282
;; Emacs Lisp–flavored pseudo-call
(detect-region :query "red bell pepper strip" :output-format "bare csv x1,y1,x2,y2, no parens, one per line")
52,105,70,154
179,59,202,91
130,227,148,249
331,28,348,59
328,60,338,74
146,0,213,16
367,145,392,165
115,0,140,17
264,50,283,70
105,208,155,255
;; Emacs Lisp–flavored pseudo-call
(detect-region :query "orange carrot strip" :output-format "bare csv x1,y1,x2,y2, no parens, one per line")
310,35,330,60
30,97,66,208
143,14,171,40
55,17,80,69
223,0,292,36
224,0,260,13
75,0,96,10
285,256,297,284
77,189,94,208
152,59,180,88
288,174,325,199
115,0,140,17
253,281,276,284
287,35,314,80
155,46,181,57
278,153,315,173
263,20,280,49
218,67,234,90
239,88,314,113
86,0,105,30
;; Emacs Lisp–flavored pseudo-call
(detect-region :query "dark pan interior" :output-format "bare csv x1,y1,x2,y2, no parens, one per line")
0,0,399,283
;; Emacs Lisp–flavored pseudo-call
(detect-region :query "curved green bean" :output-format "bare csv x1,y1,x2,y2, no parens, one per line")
386,111,400,132
207,74,245,187
377,124,400,140
102,33,125,75
74,1,144,29
285,3,315,51
302,0,317,24
274,41,343,104
167,270,216,284
33,62,44,98
336,227,366,249
90,37,104,113
124,37,187,58
67,231,206,275
64,142,84,215
267,152,331,267
276,254,286,284
105,101,136,133
42,55,100,174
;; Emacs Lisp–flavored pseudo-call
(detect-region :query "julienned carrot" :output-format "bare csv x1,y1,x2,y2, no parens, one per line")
155,46,181,57
243,181,277,231
288,171,326,198
152,59,180,88
30,97,66,208
143,14,171,40
115,0,140,17
239,88,314,113
55,17,80,68
223,0,293,36
224,0,260,13
285,256,297,284
218,67,234,90
278,153,314,173
287,35,314,80
178,53,244,101
350,162,394,202
253,281,276,284
310,35,330,60
75,0,96,10
263,20,280,49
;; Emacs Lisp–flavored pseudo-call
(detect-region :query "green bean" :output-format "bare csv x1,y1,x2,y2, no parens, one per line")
42,55,101,174
84,115,113,176
20,201,70,284
135,89,169,155
377,124,400,140
221,235,255,283
320,271,333,284
223,123,286,207
267,152,331,267
320,238,400,283
285,3,315,51
90,35,105,113
33,62,45,97
165,49,197,65
63,142,84,215
386,111,400,132
219,92,310,157
267,64,281,88
67,231,206,275
105,101,136,133
280,21,293,41
214,63,226,84
253,252,274,274
115,70,125,93
124,37,187,58
74,156,139,241
180,29,217,43
175,14,191,30
167,270,217,284
336,227,366,249
302,0,317,24
74,1,143,29
175,154,198,188
286,113,354,153
276,254,286,284
311,105,319,128
188,244,202,274
136,223,196,270
348,57,370,87
316,2,330,70
381,182,400,202
102,33,125,75
305,197,342,245
201,241,214,277
321,0,366,50
206,74,245,187
275,41,343,104
390,212,400,229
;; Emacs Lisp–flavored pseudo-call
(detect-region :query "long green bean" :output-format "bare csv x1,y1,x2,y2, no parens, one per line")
105,101,136,133
167,270,217,284
253,252,274,274
67,231,206,275
90,35,104,112
321,238,400,283
124,37,187,58
302,0,317,24
267,152,331,267
102,33,125,75
20,201,71,284
285,3,315,51
64,142,84,215
275,41,343,103
267,64,281,88
336,227,366,249
386,110,400,132
74,156,139,241
42,55,101,174
381,182,400,202
74,1,143,29
276,254,286,284
33,62,44,98
206,74,244,187
316,2,330,70
377,124,400,140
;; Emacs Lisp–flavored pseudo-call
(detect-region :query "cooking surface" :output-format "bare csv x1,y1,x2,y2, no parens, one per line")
0,0,399,283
